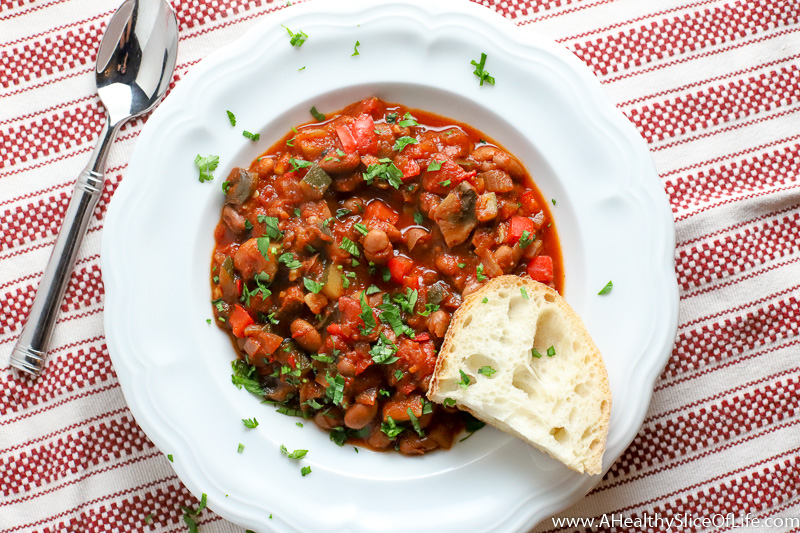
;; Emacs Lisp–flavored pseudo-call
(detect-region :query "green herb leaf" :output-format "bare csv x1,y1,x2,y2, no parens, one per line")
258,215,283,239
352,40,360,56
311,354,334,363
339,237,360,257
476,263,486,282
354,222,369,236
282,25,308,46
280,445,308,460
460,412,486,441
481,297,488,304
443,398,457,408
363,160,403,189
519,230,535,249
310,106,326,121
520,287,529,300
325,373,345,405
330,427,347,446
303,277,324,294
359,292,377,333
144,513,154,525
370,334,399,365
301,466,312,476
231,360,266,395
419,303,439,317
289,157,313,172
456,369,471,389
167,454,173,462
194,154,219,183
226,110,236,126
407,408,424,437
398,112,418,128
551,198,557,205
378,302,414,338
237,443,245,453
394,369,403,381
242,130,260,141
478,366,497,377
598,280,613,295
439,179,451,187
531,348,543,359
366,284,381,295
393,136,418,152
385,112,398,124
426,159,443,172
470,52,495,86
381,416,405,438
547,345,556,357
242,418,259,428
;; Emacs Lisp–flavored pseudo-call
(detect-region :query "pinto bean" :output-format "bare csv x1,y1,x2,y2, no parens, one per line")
319,151,361,174
344,402,378,430
222,205,248,234
290,318,322,352
427,310,451,338
233,238,277,281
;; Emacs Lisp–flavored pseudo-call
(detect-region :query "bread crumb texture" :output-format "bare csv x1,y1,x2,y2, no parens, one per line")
428,276,611,475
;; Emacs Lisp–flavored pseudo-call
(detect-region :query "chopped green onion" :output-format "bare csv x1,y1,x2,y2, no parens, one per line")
226,110,236,126
598,280,613,295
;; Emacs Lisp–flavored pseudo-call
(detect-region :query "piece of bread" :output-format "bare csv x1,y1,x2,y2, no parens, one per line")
427,275,611,475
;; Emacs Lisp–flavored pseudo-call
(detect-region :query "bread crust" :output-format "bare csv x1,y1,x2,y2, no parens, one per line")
427,275,611,475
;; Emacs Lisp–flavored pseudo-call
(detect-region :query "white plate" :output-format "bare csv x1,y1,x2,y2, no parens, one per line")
102,0,678,531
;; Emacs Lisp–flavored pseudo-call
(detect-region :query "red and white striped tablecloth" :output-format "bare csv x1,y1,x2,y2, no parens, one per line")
1,0,799,531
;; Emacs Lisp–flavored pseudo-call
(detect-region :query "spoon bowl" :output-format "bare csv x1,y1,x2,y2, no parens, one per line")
11,0,179,376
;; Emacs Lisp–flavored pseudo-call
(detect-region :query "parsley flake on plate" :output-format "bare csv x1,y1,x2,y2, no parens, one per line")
310,106,326,121
194,154,219,183
598,280,613,295
242,418,259,428
226,110,236,126
282,25,308,47
470,52,495,86
352,40,361,56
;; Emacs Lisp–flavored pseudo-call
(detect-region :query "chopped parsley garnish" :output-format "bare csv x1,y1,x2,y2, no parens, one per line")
244,219,253,231
359,293,377,333
439,179,451,187
363,158,403,189
280,445,308,460
381,416,405,438
256,237,271,260
303,277,324,293
311,354,334,363
329,427,347,446
520,287,529,299
206,318,212,324
289,157,313,172
379,389,391,397
519,230,534,249
258,215,283,239
456,369,471,389
458,263,466,268
393,136,418,152
282,25,308,47
310,106,326,121
378,301,415,337
352,40,360,56
325,373,345,405
407,408,424,437
286,136,295,147
167,454,174,462
476,264,486,281
481,297,488,304
547,345,556,357
531,348,542,358
301,466,312,476
226,110,236,126
144,513,154,525
305,398,324,409
180,493,207,533
471,52,495,86
231,359,266,395
278,252,301,270
394,369,403,381
339,237,360,257
460,413,486,441
598,280,613,295
294,208,302,217
370,334,399,364
242,418,259,428
443,398,457,408
194,154,219,182
336,148,346,157
419,303,439,317
222,180,231,194
398,112,418,127
413,211,424,225
242,130,260,141
237,443,245,453
381,266,392,282
354,222,369,236
478,366,497,377
366,284,381,295
335,208,351,219
551,198,557,205
426,159,443,172
385,112,398,123
393,288,418,313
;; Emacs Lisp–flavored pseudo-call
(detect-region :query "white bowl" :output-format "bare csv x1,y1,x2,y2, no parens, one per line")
102,1,678,531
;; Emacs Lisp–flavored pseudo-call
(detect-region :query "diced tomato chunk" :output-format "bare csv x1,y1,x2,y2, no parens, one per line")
230,304,254,338
508,216,535,245
527,255,554,283
388,257,414,285
413,333,430,342
352,114,378,156
403,274,420,290
336,126,357,154
520,191,539,215
364,200,399,225
396,157,420,179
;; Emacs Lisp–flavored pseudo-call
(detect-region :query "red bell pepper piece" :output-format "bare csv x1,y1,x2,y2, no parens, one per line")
230,304,254,338
336,126,357,154
508,216,535,245
520,191,539,215
388,256,413,284
398,157,420,179
364,200,399,225
351,114,378,155
413,333,430,342
527,255,554,283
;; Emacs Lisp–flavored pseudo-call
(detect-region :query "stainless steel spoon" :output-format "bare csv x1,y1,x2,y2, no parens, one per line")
11,0,179,376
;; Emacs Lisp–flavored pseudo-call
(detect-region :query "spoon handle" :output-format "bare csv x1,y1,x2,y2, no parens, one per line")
11,121,120,376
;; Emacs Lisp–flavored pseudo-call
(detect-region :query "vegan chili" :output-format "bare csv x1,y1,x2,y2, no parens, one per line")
210,97,562,455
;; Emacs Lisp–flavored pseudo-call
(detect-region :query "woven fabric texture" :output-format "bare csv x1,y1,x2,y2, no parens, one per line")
1,0,799,531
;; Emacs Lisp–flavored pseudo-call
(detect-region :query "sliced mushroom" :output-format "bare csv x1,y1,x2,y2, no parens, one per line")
224,167,258,205
432,182,478,247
